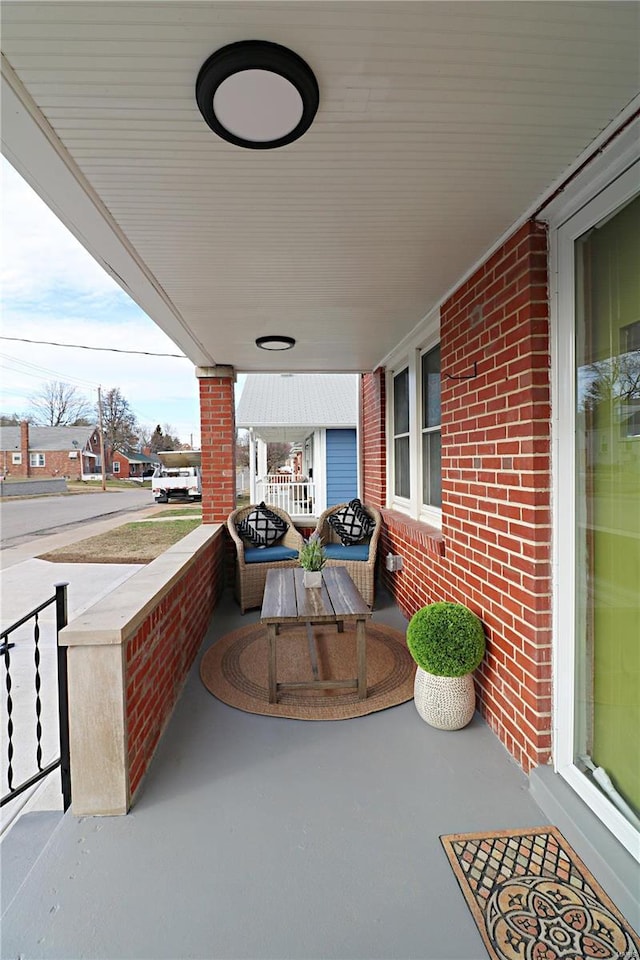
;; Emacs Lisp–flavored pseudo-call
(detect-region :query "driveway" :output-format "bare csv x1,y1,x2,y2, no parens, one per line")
0,488,153,548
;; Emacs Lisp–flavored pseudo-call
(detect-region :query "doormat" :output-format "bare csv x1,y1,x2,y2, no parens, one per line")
440,826,640,960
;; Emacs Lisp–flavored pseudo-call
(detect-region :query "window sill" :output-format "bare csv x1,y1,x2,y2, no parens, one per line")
381,509,445,558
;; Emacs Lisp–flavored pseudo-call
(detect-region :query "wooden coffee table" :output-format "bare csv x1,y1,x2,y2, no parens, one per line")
260,567,372,703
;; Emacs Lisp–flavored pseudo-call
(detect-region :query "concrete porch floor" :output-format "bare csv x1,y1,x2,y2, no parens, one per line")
1,589,636,960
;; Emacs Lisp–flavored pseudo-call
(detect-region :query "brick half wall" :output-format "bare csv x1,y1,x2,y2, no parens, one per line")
126,532,224,799
61,526,225,815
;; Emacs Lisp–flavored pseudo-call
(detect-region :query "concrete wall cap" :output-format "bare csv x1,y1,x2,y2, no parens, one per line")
195,365,235,380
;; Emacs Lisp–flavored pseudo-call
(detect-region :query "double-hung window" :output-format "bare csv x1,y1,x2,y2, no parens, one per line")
388,309,442,524
30,453,45,467
393,367,410,500
421,345,441,511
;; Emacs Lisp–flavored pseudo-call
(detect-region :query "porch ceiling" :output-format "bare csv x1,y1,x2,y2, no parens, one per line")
1,2,638,373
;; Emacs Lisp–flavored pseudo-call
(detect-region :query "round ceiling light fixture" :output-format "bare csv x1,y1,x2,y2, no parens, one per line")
255,335,296,351
196,40,319,149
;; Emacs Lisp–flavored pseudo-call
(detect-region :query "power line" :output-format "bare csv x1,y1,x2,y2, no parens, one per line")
0,352,99,389
0,353,198,435
0,335,188,359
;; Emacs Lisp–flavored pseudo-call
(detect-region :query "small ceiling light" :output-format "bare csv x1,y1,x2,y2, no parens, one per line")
255,335,296,351
196,40,319,149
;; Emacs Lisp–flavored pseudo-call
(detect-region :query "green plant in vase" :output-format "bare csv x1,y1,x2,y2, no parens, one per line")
406,602,485,729
299,533,326,587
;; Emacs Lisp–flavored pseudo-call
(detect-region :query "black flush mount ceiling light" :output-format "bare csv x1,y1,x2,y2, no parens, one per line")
255,335,296,351
196,40,319,149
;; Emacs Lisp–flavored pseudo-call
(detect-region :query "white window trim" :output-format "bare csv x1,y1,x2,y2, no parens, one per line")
30,453,45,467
550,157,640,862
389,363,412,511
386,307,440,524
11,452,22,464
112,461,120,474
419,344,442,528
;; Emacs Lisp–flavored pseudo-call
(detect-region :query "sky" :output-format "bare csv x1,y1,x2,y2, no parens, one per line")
0,156,231,448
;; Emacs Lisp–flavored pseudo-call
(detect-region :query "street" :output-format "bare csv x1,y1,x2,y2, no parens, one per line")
0,488,153,548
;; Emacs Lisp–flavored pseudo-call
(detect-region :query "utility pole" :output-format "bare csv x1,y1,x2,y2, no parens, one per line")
97,385,107,492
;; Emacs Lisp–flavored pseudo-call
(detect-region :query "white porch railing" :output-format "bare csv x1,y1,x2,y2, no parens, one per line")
255,476,316,518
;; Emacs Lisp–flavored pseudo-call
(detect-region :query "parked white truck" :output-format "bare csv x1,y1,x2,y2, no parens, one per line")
151,450,202,503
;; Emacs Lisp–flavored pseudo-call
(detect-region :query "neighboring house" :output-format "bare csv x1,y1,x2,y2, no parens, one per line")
110,450,159,479
236,374,359,518
0,421,101,480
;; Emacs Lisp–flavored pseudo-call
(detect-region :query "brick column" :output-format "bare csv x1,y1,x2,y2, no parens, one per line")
197,365,236,524
361,369,386,508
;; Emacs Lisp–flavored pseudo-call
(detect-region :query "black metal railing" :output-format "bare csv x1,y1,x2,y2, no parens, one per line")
1,582,71,811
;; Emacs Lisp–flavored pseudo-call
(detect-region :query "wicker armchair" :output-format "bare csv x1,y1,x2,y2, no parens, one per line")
227,504,305,613
312,502,382,608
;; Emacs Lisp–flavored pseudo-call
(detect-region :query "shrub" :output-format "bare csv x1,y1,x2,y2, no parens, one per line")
406,602,485,677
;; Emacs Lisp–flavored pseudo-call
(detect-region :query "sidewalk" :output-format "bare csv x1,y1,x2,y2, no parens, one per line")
0,507,154,834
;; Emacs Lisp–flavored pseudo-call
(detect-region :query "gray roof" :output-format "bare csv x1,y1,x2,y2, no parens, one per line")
0,425,97,452
236,375,358,429
124,454,159,465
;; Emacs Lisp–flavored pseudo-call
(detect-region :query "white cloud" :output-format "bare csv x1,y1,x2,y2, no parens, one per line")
0,158,205,445
1,160,120,301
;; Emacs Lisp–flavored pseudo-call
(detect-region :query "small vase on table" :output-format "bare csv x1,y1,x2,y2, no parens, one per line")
303,569,322,588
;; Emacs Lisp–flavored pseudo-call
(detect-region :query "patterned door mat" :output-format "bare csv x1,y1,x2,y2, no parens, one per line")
440,826,640,960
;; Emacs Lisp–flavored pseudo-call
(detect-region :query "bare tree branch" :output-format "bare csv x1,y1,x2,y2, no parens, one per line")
29,381,93,426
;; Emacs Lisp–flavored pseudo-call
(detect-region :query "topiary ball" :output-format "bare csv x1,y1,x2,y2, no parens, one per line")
406,602,485,677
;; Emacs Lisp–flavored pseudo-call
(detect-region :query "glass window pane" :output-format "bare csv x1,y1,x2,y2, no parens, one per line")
394,368,409,434
394,436,410,499
574,194,640,824
422,346,441,428
422,431,442,507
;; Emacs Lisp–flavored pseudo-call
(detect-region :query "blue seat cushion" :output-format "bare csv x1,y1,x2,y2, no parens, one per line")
244,545,299,564
324,543,370,562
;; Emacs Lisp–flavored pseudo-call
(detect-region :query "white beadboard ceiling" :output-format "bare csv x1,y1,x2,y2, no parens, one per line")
1,1,638,373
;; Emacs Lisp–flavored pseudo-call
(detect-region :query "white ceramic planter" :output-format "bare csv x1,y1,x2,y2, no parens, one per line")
413,667,476,730
302,570,323,588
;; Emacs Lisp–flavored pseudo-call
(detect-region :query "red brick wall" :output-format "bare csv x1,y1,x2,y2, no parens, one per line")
2,457,27,478
361,369,386,505
110,451,128,477
125,531,224,799
363,220,552,773
199,375,237,523
27,449,84,479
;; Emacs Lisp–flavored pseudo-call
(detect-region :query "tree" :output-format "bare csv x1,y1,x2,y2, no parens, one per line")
137,423,152,450
267,442,291,474
149,423,182,453
99,387,138,454
29,381,93,426
581,352,640,413
236,431,250,469
0,412,31,426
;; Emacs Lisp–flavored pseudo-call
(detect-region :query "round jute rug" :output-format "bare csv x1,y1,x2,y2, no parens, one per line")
200,621,416,720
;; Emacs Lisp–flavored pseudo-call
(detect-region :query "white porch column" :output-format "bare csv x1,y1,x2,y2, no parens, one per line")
248,428,257,503
257,438,268,480
314,430,327,513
